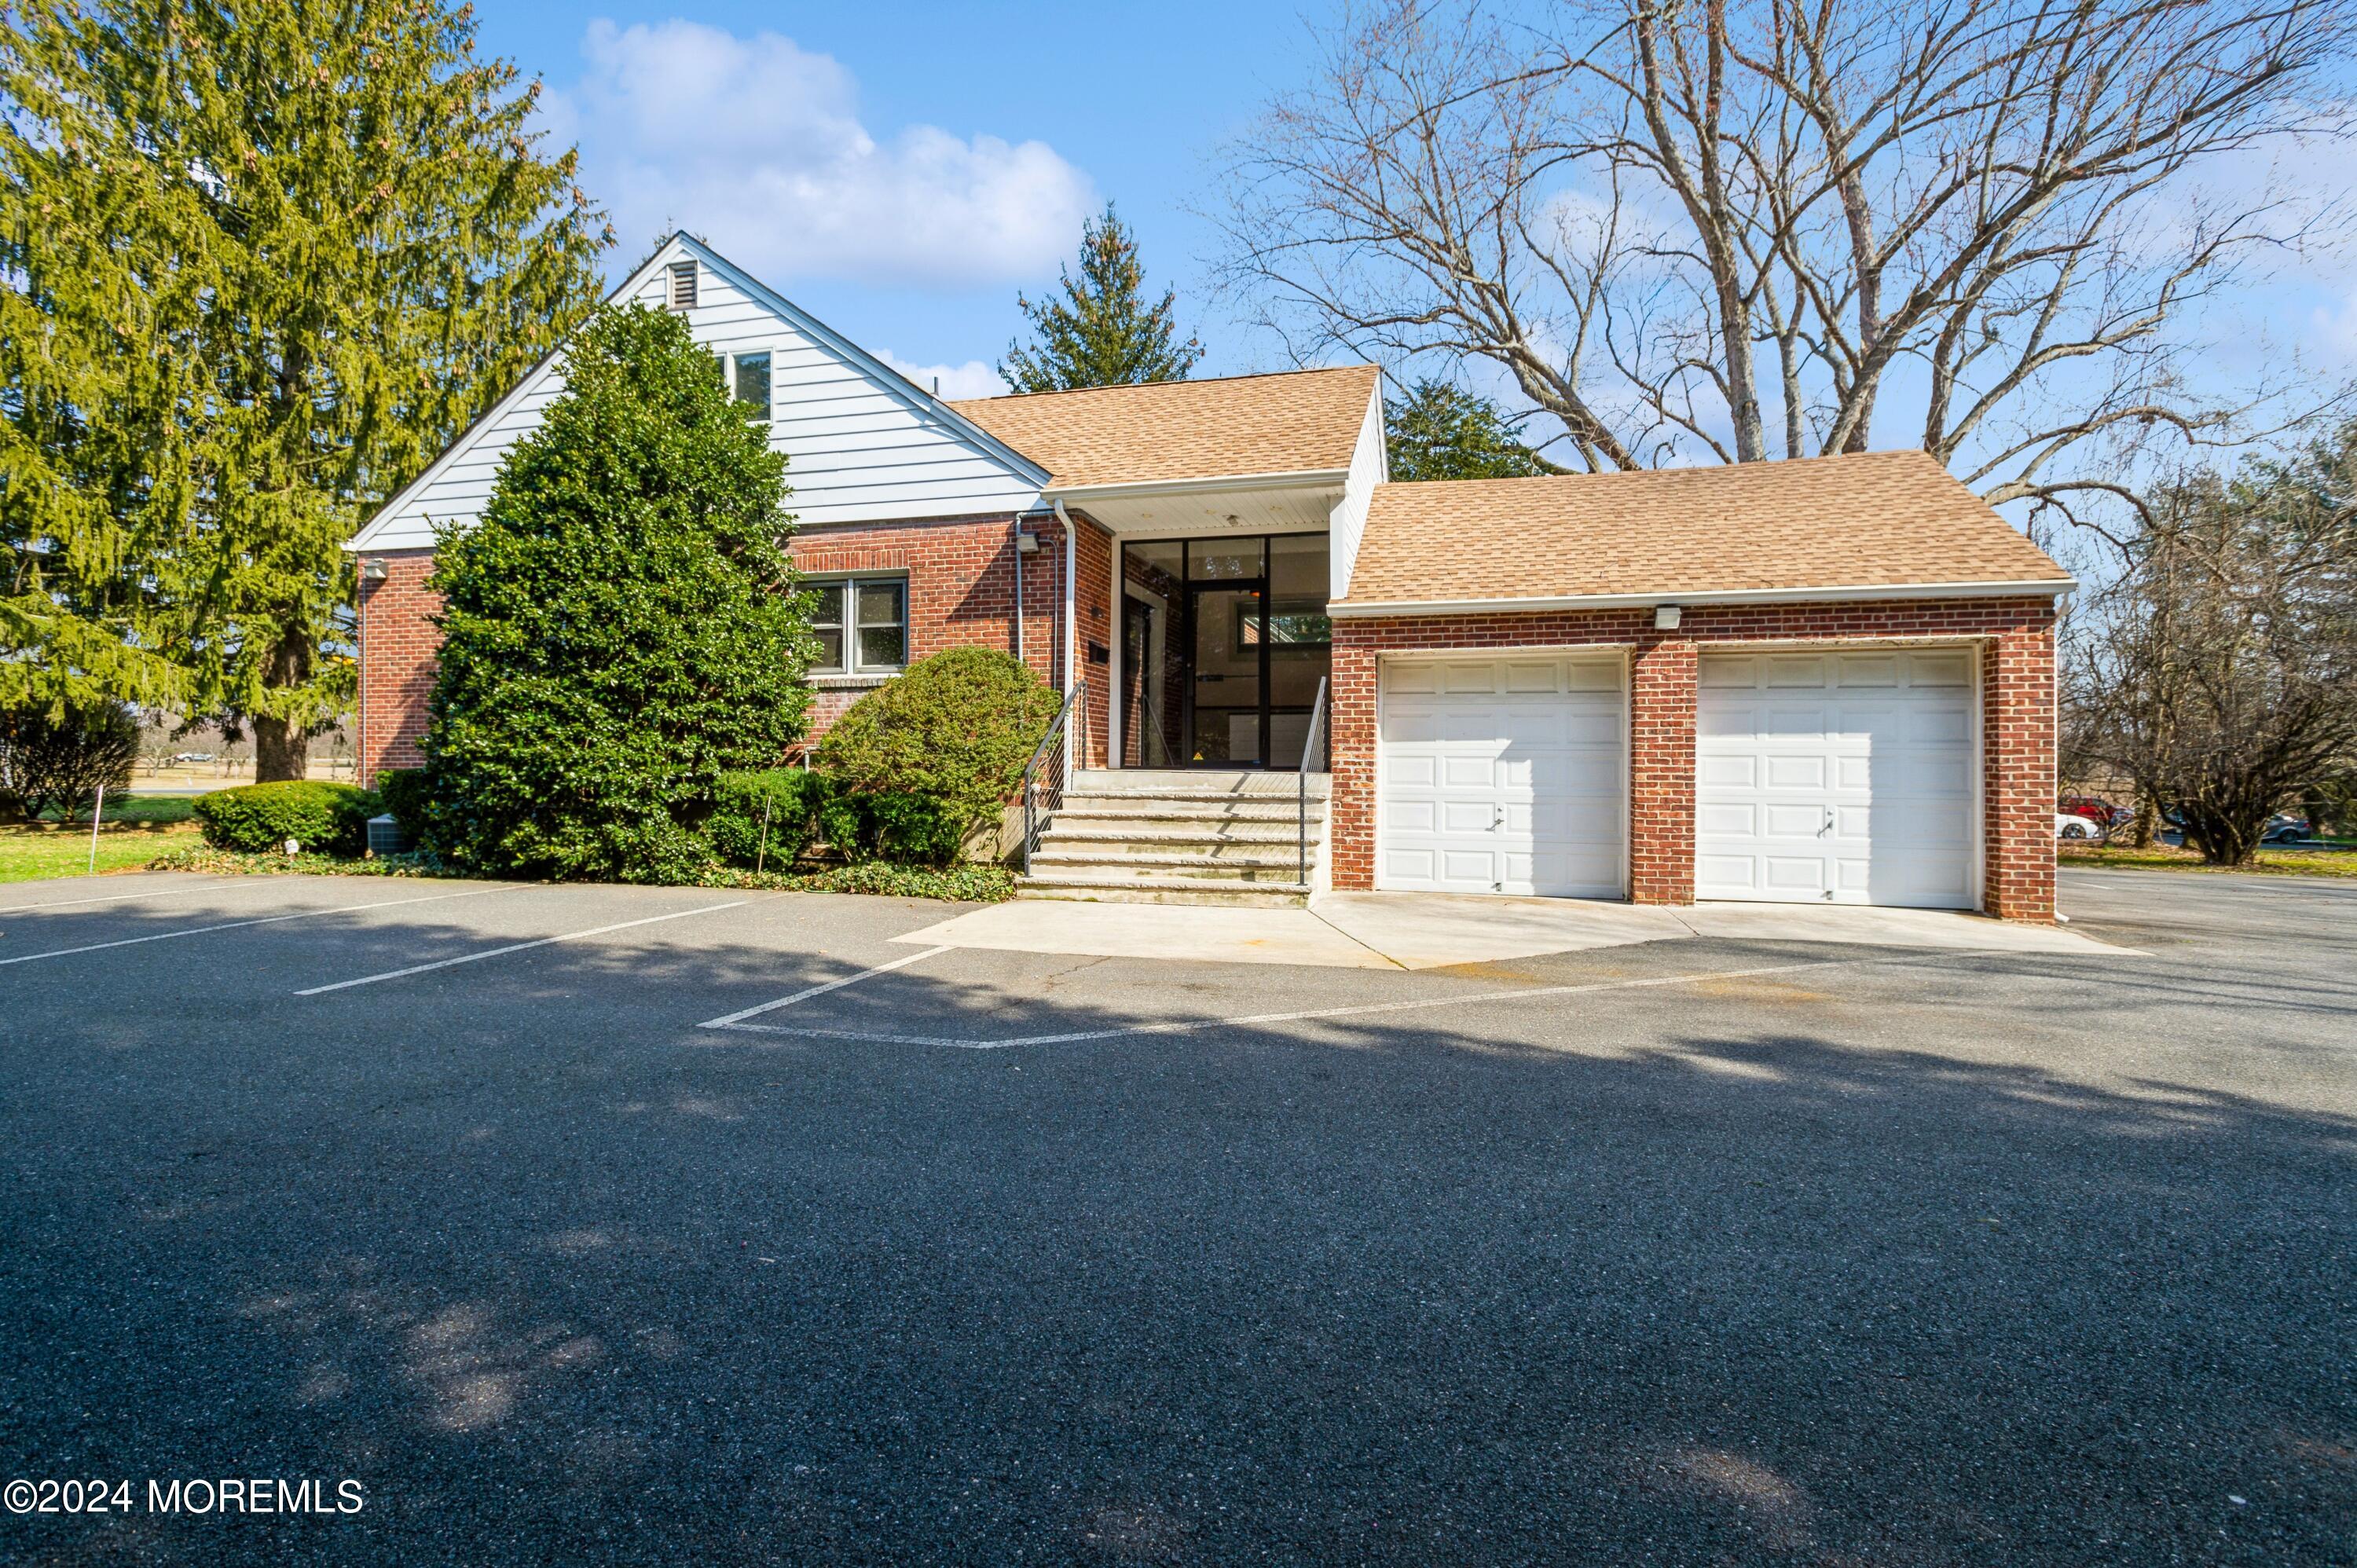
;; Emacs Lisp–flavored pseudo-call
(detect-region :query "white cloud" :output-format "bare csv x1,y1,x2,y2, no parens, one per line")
871,349,1007,400
546,20,1094,288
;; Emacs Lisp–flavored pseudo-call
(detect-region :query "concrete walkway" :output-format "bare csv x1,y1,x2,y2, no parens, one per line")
897,890,2134,971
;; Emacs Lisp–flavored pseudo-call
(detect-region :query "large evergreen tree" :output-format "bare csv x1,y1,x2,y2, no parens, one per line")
420,304,814,883
999,203,1202,392
1385,380,1561,482
0,0,607,770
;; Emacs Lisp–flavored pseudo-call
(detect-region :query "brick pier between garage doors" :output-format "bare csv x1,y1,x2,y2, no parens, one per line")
1323,596,2058,921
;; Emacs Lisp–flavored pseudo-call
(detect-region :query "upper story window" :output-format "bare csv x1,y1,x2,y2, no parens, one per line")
667,260,698,310
809,577,907,675
731,351,771,409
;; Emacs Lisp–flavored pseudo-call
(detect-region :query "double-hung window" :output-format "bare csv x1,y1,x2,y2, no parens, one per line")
810,577,907,675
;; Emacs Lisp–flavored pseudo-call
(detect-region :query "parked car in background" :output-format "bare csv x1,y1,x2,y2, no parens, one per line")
2263,814,2310,844
2059,795,2128,826
2057,812,2107,842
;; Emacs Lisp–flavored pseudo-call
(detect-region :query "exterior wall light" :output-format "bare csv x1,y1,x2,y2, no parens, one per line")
1654,604,1682,630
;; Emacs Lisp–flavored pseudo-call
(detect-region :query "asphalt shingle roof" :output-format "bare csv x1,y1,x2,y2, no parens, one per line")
951,365,1378,491
1337,450,2070,606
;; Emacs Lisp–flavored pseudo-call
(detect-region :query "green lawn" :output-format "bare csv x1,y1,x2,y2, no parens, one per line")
32,793,200,826
0,821,204,883
2061,843,2357,879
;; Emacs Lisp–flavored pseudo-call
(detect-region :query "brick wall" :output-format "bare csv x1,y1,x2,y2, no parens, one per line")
354,549,442,783
353,508,1115,780
1328,596,2058,921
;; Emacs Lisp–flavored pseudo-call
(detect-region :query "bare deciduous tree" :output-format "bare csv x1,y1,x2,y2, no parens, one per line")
2063,434,2357,863
1215,0,2355,498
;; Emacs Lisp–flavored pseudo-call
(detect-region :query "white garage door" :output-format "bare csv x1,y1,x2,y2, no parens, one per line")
1377,655,1626,897
1695,648,1976,907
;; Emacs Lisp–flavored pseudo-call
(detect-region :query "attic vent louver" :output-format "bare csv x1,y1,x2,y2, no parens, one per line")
668,260,698,311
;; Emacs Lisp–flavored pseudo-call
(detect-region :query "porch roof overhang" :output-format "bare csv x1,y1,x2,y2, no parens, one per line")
1047,469,1349,539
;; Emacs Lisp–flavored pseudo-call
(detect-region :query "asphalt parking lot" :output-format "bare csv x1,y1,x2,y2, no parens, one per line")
1,869,2350,1566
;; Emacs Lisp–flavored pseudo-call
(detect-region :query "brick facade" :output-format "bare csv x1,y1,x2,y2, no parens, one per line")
354,549,443,783
1328,596,2058,921
354,509,1117,782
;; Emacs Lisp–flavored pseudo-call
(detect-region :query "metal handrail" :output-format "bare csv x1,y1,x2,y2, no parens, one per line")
1297,675,1329,887
1019,684,1087,874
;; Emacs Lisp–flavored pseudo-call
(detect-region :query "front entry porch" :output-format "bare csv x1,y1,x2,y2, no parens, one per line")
1116,533,1331,770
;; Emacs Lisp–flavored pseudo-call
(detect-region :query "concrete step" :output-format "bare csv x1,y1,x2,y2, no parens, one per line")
1043,822,1308,848
1031,849,1307,881
1069,769,1330,802
1058,797,1320,825
1015,873,1310,907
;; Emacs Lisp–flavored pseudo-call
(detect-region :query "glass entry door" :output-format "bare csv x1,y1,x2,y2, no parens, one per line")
1122,533,1329,770
1186,584,1266,765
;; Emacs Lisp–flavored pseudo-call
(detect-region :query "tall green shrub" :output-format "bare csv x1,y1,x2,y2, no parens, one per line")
816,647,1055,864
420,303,814,881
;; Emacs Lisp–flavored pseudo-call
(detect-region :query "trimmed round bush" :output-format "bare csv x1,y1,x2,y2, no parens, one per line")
193,782,380,855
814,647,1054,864
707,768,828,867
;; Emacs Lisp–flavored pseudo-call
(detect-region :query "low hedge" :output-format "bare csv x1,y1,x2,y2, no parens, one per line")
192,782,380,855
708,768,828,868
815,788,969,866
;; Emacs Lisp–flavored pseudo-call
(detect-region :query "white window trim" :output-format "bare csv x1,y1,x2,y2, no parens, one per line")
723,349,772,413
807,573,909,677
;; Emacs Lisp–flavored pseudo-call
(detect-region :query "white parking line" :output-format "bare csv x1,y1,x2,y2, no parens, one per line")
0,885,514,968
696,944,953,1028
296,899,757,995
697,951,1999,1050
0,879,253,915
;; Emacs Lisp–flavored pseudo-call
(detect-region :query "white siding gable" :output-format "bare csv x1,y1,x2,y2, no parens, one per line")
1327,379,1388,599
350,235,1047,551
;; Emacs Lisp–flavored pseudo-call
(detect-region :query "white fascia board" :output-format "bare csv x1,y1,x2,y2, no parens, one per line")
1043,468,1352,501
1327,577,2079,617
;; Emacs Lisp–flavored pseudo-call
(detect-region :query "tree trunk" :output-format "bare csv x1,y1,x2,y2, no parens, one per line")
2130,789,2158,848
251,632,313,783
253,715,307,782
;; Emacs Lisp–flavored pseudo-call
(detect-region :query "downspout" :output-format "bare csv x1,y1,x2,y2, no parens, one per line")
1011,515,1025,664
1054,500,1079,773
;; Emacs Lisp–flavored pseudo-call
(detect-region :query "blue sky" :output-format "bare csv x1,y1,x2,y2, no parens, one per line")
478,0,2357,478
482,0,1318,395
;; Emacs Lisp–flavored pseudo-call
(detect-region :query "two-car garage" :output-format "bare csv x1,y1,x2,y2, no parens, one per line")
1374,647,1980,909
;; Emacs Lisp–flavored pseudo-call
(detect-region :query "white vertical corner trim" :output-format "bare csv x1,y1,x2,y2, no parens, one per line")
1327,380,1387,602
1055,500,1079,775
1109,538,1125,770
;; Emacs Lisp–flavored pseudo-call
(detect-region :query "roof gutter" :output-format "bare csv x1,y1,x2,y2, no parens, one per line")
1043,468,1351,502
1327,577,2078,618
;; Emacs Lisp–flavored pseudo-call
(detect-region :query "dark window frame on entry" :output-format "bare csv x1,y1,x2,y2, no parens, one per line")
808,576,907,675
